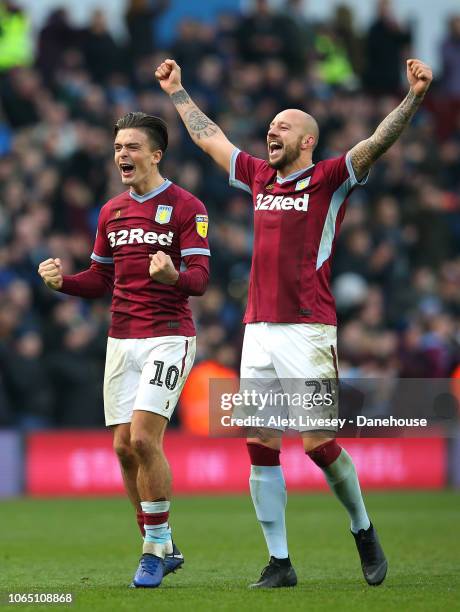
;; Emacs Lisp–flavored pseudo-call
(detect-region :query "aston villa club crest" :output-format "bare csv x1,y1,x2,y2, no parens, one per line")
195,215,208,238
115,209,121,219
266,184,274,191
155,205,173,224
295,177,311,191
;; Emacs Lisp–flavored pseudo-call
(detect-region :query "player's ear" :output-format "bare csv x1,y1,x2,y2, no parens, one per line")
152,149,163,165
302,135,315,149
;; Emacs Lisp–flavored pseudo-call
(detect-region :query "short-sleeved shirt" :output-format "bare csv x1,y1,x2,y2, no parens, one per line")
92,180,210,338
229,149,367,325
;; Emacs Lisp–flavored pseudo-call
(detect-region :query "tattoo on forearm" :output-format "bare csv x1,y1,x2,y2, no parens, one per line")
185,110,218,139
171,87,219,141
351,90,423,176
171,89,191,105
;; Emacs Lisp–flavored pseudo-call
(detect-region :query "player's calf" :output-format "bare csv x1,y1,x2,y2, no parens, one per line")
247,441,297,588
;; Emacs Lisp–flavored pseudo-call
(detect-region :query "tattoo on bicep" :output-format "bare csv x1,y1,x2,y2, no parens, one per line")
185,109,218,140
171,89,191,105
352,90,423,173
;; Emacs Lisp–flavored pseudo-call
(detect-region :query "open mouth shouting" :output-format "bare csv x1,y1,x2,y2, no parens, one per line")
268,140,283,160
120,162,135,180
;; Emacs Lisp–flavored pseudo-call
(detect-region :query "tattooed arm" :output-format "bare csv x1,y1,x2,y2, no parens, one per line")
155,59,235,172
349,59,432,181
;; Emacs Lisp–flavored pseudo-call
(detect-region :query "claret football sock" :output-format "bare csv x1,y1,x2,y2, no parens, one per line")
248,443,289,559
307,441,370,534
141,500,172,557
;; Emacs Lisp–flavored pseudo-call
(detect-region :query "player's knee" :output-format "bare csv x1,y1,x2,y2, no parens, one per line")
305,438,342,467
247,431,281,447
130,433,163,461
302,435,333,453
113,440,136,466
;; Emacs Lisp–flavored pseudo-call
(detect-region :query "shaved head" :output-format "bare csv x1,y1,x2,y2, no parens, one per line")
274,109,319,146
267,108,319,172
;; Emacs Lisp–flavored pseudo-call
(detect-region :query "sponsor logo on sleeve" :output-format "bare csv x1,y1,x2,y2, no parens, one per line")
196,215,209,238
155,205,173,224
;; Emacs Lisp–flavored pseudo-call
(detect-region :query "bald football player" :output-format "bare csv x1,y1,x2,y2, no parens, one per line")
156,58,432,588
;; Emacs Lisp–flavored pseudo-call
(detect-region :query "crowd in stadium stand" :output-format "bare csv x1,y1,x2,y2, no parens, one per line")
1,0,460,428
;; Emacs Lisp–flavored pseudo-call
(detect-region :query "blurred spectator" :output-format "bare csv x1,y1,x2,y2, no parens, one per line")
44,300,106,426
214,12,239,65
60,124,111,205
125,0,169,64
0,68,42,128
331,4,364,78
409,183,454,267
363,0,412,95
189,56,225,117
282,0,316,70
0,1,33,72
334,226,372,279
437,15,460,138
314,22,356,88
398,322,431,377
440,15,460,97
236,0,306,75
1,331,54,428
83,10,124,84
36,8,81,83
419,313,456,377
172,20,215,82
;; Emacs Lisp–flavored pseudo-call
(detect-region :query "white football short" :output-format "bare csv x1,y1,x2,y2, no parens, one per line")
239,322,338,432
103,335,196,426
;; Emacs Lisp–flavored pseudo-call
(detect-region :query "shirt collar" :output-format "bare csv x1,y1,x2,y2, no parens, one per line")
276,164,315,184
129,179,172,203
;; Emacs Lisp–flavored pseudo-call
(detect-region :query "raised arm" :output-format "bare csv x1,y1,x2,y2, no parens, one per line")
349,59,432,181
155,59,235,173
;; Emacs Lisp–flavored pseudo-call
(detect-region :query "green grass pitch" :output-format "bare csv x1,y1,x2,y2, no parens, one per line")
1,492,459,611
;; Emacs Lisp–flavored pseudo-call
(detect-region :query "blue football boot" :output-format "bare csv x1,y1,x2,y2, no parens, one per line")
132,553,164,588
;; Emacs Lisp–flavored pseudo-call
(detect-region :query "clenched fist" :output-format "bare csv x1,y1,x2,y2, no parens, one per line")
149,251,179,285
38,258,63,290
407,59,432,97
155,59,182,95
